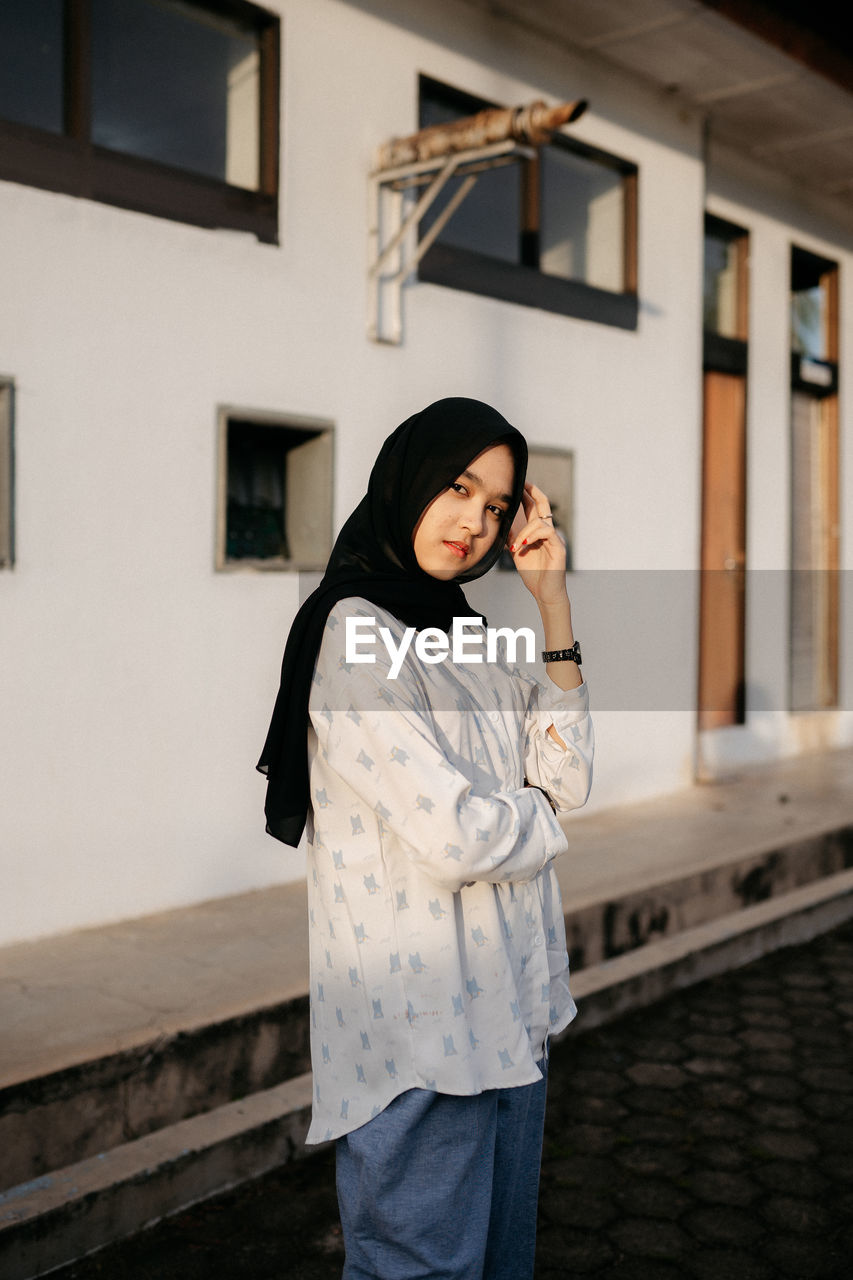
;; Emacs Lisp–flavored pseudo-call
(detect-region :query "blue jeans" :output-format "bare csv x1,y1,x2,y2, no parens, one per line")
336,1055,548,1280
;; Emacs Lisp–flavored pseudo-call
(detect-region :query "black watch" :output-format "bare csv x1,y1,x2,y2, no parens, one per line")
541,641,582,665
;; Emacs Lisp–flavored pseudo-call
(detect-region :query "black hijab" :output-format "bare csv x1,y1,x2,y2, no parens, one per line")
257,397,528,846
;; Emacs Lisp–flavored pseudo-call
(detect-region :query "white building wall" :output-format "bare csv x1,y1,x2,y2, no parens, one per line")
702,146,853,774
0,0,847,946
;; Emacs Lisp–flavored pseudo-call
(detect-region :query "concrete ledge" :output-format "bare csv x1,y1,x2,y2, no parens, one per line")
3,872,852,1279
6,821,850,1193
0,1073,315,1280
563,824,853,970
0,996,310,1194
567,866,853,1032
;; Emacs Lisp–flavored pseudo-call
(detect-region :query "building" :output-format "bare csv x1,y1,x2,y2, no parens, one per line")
1,0,851,948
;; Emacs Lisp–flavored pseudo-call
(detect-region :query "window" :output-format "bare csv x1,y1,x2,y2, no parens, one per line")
0,0,279,242
217,410,334,571
0,380,14,569
791,247,838,369
499,446,574,571
417,77,638,330
703,214,748,375
704,215,748,342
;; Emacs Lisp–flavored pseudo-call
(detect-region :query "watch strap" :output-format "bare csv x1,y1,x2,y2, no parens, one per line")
541,640,582,664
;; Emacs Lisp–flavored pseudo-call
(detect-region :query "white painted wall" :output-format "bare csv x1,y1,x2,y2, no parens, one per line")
0,0,848,946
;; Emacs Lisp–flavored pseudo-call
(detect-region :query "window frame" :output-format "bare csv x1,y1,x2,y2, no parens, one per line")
416,76,639,331
0,0,280,243
216,406,335,573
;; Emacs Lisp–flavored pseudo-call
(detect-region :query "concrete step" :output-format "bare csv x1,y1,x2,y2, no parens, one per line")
563,821,853,971
0,1073,315,1280
0,996,310,1196
2,814,849,1195
569,864,853,1028
2,746,851,1277
0,883,310,1197
2,867,853,1280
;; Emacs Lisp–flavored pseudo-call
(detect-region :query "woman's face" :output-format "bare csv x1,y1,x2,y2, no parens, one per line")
412,443,515,580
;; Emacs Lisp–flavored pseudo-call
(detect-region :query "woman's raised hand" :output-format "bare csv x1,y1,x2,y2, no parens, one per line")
507,482,569,605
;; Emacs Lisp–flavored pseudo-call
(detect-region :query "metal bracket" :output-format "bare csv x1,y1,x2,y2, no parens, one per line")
367,139,535,345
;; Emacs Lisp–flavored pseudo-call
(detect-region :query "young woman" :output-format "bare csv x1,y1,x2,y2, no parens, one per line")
258,397,593,1280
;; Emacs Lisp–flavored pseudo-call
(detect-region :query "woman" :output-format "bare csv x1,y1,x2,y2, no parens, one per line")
258,397,593,1280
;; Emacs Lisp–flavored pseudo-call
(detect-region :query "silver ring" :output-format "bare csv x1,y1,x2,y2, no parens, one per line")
541,513,553,522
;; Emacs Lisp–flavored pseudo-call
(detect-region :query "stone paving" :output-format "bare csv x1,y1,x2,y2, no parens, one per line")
54,922,853,1279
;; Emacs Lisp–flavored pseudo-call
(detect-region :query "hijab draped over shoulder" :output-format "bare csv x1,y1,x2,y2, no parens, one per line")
257,397,528,846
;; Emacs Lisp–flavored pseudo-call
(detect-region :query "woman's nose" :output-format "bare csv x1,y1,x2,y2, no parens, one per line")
459,502,485,535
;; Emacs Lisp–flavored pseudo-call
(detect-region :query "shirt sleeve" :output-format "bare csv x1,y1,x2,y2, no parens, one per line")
309,602,569,894
520,677,594,814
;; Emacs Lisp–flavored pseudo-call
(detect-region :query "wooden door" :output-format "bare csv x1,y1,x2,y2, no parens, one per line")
698,371,747,730
790,390,839,709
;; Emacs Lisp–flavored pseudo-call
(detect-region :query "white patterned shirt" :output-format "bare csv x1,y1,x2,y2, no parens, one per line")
305,597,594,1143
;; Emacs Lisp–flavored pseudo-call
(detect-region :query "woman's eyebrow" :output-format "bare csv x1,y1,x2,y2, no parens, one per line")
460,468,513,505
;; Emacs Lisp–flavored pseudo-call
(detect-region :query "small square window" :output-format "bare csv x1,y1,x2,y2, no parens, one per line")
500,446,574,571
0,379,14,569
217,410,334,571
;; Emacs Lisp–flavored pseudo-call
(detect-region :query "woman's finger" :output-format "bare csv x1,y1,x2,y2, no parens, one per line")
520,486,537,522
509,513,560,553
507,502,527,547
524,481,554,523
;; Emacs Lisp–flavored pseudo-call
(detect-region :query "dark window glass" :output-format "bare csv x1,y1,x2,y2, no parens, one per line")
91,0,260,189
790,248,834,362
0,0,65,133
227,423,289,560
224,419,333,568
418,91,520,264
791,286,825,360
704,217,751,341
704,231,740,338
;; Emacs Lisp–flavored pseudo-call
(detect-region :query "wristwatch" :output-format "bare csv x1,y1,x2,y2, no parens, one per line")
524,778,557,813
541,641,582,664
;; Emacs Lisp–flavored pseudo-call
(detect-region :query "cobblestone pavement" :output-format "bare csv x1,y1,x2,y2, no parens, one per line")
55,922,853,1279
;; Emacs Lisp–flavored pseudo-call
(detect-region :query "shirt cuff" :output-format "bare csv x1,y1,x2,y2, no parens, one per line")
536,678,590,741
530,787,569,874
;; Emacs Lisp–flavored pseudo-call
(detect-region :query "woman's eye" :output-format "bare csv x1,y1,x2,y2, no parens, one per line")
488,505,505,518
450,483,467,495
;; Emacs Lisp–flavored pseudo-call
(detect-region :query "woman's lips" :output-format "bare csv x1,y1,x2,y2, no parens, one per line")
444,541,469,559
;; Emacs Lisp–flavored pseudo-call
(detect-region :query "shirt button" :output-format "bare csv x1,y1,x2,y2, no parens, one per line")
489,711,500,722
534,934,544,947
